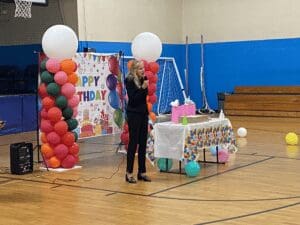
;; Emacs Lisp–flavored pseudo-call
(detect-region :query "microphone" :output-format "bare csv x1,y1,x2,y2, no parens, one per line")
144,75,148,81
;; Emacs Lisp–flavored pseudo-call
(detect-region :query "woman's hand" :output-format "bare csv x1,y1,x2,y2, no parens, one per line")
142,80,149,89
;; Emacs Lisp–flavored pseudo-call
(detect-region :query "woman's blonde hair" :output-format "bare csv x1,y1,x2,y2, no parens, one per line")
129,60,143,76
127,60,143,88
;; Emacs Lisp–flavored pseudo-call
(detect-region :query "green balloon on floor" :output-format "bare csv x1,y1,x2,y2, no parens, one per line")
157,158,173,171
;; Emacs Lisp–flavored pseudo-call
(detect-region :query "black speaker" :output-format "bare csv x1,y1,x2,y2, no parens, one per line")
10,142,33,175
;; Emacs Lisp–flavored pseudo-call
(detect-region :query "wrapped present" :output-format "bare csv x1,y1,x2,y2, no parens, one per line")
171,104,196,123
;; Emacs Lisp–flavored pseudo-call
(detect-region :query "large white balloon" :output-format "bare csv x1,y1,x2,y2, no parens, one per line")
42,25,78,60
131,32,162,62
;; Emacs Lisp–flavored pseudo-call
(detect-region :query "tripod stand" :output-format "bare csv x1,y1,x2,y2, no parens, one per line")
198,35,214,114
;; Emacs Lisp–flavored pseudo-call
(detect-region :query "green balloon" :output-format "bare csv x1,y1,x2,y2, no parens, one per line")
63,107,73,120
40,58,48,71
67,118,78,131
55,95,68,109
47,82,60,96
113,109,123,128
41,71,54,84
157,158,173,171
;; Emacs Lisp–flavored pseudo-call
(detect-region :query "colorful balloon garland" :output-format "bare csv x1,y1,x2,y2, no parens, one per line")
39,58,80,169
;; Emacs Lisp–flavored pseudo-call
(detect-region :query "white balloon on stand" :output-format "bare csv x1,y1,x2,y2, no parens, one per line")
131,32,162,62
42,25,78,60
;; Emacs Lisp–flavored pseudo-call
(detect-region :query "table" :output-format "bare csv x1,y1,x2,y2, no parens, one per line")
153,118,235,163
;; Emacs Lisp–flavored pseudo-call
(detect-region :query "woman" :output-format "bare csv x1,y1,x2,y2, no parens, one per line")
125,60,151,183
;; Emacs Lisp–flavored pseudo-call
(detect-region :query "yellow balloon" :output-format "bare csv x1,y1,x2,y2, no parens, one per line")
285,132,299,145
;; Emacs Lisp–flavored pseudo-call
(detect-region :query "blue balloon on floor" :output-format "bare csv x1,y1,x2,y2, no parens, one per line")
185,161,201,177
157,158,173,171
210,145,217,156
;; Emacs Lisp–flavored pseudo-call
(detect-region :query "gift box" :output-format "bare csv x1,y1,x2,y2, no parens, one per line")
171,104,196,123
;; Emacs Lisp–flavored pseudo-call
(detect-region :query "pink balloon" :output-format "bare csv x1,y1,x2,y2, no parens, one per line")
46,58,61,73
54,71,68,85
61,83,76,99
72,107,78,118
54,144,69,160
218,149,229,163
68,95,80,108
40,119,53,133
61,154,76,168
47,131,61,146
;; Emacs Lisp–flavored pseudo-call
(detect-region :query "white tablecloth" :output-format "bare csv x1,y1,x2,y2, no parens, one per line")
154,118,234,161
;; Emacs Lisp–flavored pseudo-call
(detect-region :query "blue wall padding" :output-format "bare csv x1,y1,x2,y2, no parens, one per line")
22,95,38,132
0,95,37,135
188,38,300,109
0,44,42,69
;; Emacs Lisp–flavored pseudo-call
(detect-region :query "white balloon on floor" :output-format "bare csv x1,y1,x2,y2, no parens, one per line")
42,25,78,60
131,32,162,62
237,127,247,137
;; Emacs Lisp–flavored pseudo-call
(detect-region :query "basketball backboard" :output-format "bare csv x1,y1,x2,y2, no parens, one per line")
0,0,48,6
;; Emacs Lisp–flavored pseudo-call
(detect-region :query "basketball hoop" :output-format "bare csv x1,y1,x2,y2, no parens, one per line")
14,0,32,18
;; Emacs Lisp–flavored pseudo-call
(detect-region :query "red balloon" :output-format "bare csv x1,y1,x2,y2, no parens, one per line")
120,132,129,145
62,132,75,146
141,60,150,71
69,142,79,155
40,108,48,120
108,56,119,75
47,131,61,146
61,154,76,168
148,94,157,104
38,83,48,98
148,83,157,95
123,123,129,133
54,120,68,136
149,74,158,83
149,62,159,74
42,96,55,110
48,107,62,123
54,144,69,160
145,71,154,81
40,119,53,133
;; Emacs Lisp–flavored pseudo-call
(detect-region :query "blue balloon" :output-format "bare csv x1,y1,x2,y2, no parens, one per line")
210,145,217,156
106,74,117,90
108,90,120,109
185,161,201,177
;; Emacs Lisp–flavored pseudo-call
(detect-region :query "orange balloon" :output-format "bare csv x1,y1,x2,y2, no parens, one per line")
149,112,156,122
127,60,134,70
41,132,48,143
68,72,79,85
61,59,77,74
147,102,153,112
41,143,54,159
48,156,61,168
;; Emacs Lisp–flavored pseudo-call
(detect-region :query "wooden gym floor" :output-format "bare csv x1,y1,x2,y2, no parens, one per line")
0,116,299,225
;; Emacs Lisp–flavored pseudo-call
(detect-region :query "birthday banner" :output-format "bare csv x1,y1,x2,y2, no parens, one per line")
73,53,124,138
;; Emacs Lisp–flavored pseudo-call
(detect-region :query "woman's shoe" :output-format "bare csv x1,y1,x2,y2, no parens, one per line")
137,174,151,182
125,174,137,183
